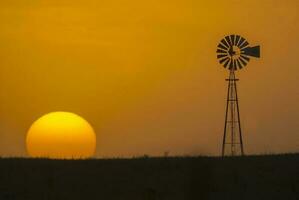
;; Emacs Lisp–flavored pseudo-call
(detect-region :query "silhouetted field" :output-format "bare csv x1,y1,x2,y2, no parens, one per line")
0,154,298,200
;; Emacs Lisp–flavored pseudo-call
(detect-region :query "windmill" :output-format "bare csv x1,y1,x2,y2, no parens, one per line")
216,34,260,156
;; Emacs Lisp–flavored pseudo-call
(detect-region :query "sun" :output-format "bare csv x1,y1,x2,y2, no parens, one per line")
26,112,96,159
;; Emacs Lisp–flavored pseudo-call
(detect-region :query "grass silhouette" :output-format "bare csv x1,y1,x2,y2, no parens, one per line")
0,154,298,200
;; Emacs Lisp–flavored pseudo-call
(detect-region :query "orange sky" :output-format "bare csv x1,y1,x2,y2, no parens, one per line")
0,0,298,157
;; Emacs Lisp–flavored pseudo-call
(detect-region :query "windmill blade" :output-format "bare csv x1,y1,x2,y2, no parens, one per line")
239,56,248,67
239,41,249,49
242,46,260,58
225,36,233,47
240,55,250,62
221,39,230,48
218,43,228,50
219,57,230,64
230,35,236,45
231,59,235,70
228,59,234,70
236,59,243,69
217,49,227,54
217,54,228,59
223,59,230,68
235,35,241,46
237,37,245,47
233,59,237,70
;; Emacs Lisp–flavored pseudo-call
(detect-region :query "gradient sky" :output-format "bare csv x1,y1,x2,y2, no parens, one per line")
0,0,298,157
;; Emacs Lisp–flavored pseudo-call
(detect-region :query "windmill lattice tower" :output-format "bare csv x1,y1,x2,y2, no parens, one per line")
216,34,260,156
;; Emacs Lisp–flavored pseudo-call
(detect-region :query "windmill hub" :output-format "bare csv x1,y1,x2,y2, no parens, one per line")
229,46,241,58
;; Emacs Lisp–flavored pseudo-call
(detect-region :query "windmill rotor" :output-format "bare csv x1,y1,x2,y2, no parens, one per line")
216,34,260,70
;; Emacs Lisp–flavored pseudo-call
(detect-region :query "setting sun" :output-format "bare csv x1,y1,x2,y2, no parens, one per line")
26,112,96,159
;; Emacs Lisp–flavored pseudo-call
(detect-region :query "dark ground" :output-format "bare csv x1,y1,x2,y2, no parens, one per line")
0,154,298,200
